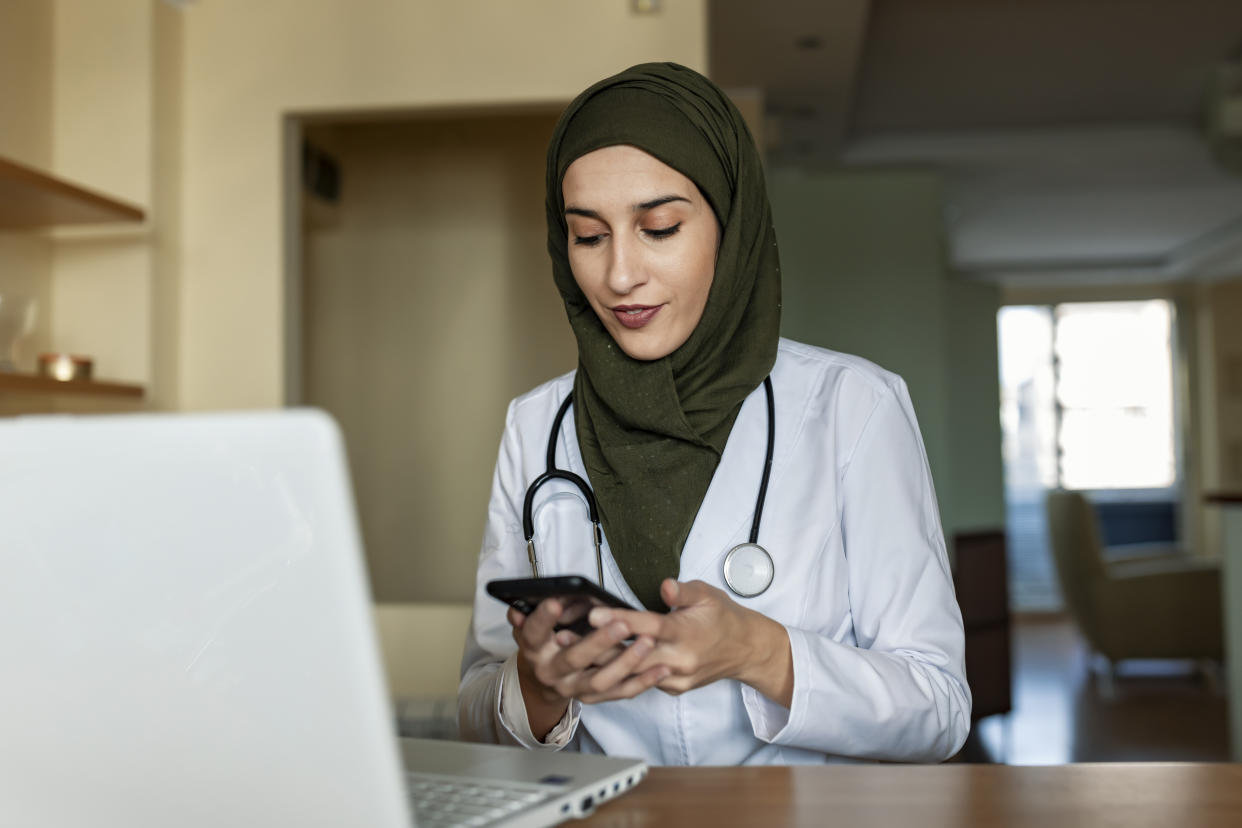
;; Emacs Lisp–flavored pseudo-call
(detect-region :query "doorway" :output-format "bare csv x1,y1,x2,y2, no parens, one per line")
293,109,576,602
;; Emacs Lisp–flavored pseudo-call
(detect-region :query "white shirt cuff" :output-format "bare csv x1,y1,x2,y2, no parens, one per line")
741,623,798,742
497,653,581,749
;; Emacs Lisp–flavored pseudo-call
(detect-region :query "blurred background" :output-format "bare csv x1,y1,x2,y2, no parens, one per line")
2,0,1241,763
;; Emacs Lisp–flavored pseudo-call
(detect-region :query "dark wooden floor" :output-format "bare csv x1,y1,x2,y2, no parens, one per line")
958,615,1229,764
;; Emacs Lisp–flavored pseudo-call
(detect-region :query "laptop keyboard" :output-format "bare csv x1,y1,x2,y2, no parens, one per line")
407,772,553,828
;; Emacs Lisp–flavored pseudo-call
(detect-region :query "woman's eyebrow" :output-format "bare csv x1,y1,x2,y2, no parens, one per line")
635,195,690,211
564,195,691,219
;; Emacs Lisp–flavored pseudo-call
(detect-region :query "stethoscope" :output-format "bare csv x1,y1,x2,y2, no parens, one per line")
522,377,776,599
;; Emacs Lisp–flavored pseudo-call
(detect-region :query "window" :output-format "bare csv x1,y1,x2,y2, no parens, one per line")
1053,302,1175,490
998,300,1178,610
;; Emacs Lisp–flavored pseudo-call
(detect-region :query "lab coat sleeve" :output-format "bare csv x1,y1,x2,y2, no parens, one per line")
740,377,972,762
456,398,583,749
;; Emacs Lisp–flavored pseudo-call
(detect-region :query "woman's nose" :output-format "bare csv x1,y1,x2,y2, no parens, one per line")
605,233,647,295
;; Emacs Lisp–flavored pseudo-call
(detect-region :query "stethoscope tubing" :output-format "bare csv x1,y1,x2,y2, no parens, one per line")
748,376,776,545
522,392,604,582
523,376,774,593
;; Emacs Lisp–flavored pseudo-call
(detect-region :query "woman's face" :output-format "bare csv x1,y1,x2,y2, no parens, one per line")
562,145,719,361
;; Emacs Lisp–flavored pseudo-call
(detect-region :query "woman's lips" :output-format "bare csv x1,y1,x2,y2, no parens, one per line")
612,304,663,329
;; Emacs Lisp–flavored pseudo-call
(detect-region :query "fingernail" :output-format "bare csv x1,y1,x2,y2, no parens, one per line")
590,608,612,626
610,622,628,641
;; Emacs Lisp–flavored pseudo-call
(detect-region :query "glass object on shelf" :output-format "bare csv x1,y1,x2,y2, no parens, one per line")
0,294,36,372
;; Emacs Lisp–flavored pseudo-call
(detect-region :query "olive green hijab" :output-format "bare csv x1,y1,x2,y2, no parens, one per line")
546,62,781,610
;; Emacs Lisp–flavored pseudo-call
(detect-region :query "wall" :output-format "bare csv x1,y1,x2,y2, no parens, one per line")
1,0,159,416
0,0,54,388
768,165,1006,541
0,0,52,170
48,0,153,395
178,0,707,412
151,0,184,410
303,113,576,602
945,277,1008,534
1197,277,1242,560
1201,278,1242,493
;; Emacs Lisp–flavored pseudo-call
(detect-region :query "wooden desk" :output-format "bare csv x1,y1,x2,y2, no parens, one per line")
581,764,1242,827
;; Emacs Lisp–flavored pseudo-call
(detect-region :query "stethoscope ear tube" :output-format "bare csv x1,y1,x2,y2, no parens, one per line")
522,468,605,586
522,469,600,541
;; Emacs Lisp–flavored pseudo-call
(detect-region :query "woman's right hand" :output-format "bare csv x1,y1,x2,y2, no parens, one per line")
508,599,669,739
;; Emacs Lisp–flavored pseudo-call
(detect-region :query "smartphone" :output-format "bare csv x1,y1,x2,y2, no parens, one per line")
486,575,637,638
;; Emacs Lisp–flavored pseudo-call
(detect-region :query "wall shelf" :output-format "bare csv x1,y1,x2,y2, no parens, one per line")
0,372,144,399
0,155,145,229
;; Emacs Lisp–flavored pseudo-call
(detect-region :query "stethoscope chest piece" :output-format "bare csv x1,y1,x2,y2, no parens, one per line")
722,542,774,598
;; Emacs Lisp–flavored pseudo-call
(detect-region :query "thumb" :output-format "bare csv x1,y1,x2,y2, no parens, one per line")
660,578,681,609
663,578,711,609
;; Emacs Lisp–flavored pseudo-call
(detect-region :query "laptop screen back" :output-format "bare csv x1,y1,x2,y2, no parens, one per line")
0,410,412,828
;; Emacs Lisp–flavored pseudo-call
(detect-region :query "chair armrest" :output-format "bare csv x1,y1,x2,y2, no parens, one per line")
1101,541,1183,564
1106,554,1220,580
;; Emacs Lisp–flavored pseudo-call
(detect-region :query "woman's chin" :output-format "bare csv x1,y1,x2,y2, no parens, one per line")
612,334,676,362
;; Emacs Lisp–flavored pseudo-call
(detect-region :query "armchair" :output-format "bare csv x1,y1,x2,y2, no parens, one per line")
1044,489,1223,673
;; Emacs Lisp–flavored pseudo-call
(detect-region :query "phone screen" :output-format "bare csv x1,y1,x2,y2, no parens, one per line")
487,576,636,637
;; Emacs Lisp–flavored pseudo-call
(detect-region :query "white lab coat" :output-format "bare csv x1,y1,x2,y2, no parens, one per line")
457,338,972,764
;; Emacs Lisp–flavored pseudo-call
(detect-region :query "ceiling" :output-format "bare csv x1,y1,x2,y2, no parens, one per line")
709,0,1242,283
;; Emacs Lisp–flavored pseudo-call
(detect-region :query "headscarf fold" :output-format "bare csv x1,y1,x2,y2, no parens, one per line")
546,62,781,610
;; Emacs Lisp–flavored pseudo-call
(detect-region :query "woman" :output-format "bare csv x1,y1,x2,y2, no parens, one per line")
457,62,971,765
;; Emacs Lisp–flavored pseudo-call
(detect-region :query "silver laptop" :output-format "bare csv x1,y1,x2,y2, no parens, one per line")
0,409,645,828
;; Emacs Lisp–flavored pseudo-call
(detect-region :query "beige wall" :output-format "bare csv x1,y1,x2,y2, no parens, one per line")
6,0,705,413
179,0,707,412
303,114,577,602
0,0,54,382
1,0,704,608
0,0,155,412
47,0,153,393
0,0,52,169
151,0,185,410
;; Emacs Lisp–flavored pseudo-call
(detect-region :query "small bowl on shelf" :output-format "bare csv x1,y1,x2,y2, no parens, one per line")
37,353,93,382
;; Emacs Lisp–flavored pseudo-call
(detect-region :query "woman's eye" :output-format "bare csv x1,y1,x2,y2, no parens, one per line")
644,223,682,240
573,234,604,247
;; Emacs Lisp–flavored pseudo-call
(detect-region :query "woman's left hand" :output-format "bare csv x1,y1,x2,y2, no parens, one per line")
595,579,794,707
